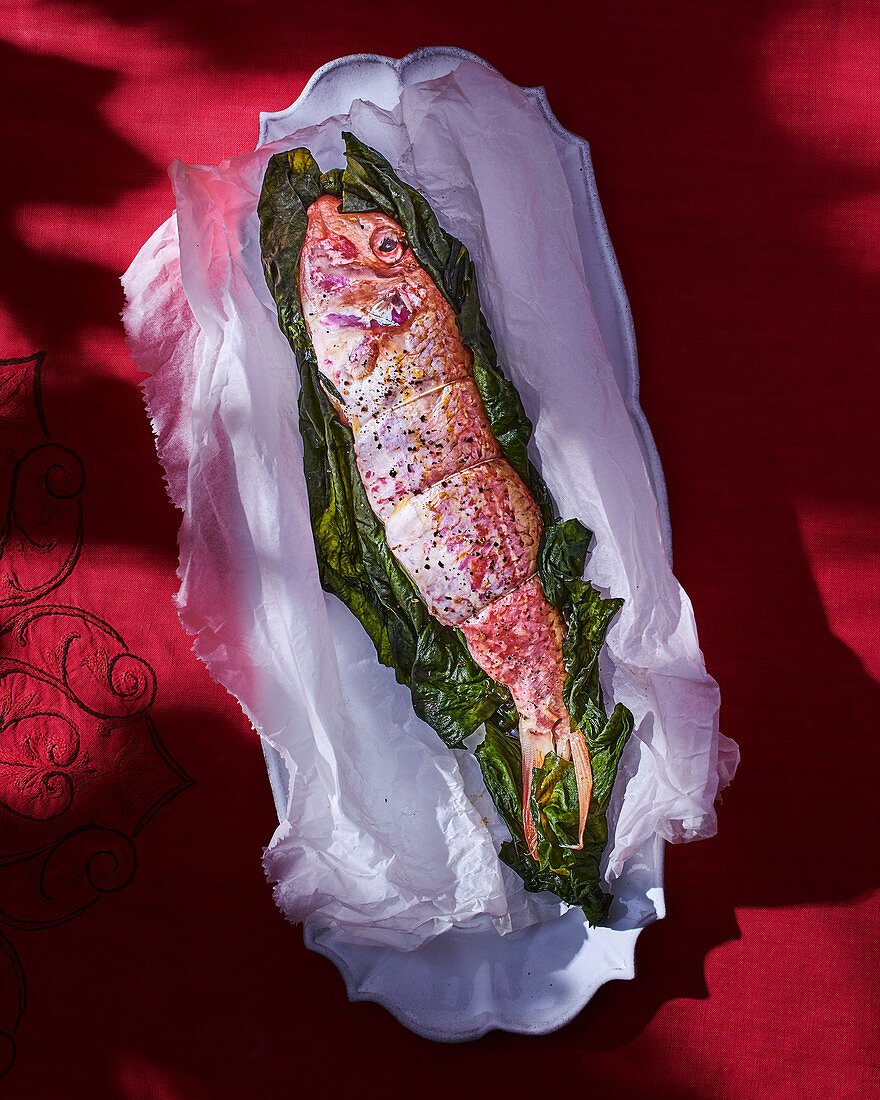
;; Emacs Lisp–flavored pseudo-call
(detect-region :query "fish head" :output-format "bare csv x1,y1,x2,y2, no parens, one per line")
298,193,460,429
300,194,419,307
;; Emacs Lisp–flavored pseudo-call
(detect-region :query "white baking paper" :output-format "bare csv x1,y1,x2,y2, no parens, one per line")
122,60,738,952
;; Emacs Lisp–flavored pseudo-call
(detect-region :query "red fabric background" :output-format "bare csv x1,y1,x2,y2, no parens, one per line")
1,1,878,1097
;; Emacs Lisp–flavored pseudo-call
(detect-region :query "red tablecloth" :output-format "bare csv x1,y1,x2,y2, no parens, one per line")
1,2,877,1097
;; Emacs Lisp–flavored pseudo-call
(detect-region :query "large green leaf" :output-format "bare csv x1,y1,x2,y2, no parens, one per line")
258,135,632,918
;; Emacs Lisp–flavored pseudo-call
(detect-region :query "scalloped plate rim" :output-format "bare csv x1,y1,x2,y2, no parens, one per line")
302,922,642,1042
257,47,667,1042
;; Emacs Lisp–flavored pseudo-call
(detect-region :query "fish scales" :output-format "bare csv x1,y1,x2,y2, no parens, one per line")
299,194,593,856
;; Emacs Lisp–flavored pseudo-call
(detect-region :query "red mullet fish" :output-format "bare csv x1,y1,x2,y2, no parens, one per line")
299,195,594,857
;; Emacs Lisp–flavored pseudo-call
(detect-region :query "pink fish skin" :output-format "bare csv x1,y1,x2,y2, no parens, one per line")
299,194,592,857
357,380,500,521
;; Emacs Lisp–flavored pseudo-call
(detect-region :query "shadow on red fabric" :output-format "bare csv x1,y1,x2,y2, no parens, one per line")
0,0,877,1095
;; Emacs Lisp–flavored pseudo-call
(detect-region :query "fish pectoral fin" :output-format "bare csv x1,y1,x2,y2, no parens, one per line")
557,729,593,852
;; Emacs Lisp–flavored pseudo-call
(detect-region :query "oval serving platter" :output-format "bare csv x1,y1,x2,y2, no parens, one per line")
257,47,668,1042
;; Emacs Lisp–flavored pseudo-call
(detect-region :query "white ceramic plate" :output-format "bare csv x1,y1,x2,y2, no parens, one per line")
258,48,668,1042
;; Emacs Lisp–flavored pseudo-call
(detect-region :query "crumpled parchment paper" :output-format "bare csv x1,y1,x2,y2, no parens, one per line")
122,60,738,951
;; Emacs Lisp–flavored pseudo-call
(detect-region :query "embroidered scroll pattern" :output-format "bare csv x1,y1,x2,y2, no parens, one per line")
0,352,193,1078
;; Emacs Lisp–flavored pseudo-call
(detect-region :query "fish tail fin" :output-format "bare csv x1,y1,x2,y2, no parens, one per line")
520,735,544,860
560,729,593,851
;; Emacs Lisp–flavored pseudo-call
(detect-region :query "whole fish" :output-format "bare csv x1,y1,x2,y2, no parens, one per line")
299,195,593,857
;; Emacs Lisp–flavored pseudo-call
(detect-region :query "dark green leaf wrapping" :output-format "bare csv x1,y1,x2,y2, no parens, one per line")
258,135,632,918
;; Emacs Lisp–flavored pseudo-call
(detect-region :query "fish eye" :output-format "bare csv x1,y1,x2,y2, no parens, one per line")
370,226,406,264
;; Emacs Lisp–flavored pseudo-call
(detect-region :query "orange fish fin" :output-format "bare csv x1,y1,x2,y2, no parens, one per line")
520,736,544,860
560,730,593,851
